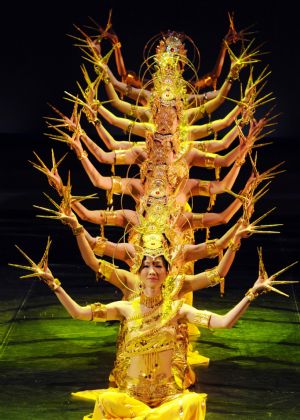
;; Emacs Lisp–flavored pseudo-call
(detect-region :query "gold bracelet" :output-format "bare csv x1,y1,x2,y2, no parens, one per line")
94,118,102,126
226,76,234,84
207,121,214,136
228,239,241,252
235,158,245,167
124,84,133,96
103,75,110,85
72,225,84,236
245,288,259,302
48,278,61,291
78,150,88,161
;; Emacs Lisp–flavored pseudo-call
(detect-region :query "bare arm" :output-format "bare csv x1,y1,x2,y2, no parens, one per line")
181,274,272,329
97,103,152,137
187,104,241,141
179,223,246,295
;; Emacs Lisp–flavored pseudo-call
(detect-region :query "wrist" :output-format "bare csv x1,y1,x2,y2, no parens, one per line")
72,224,84,236
245,287,259,302
47,278,61,292
77,150,88,161
228,238,241,252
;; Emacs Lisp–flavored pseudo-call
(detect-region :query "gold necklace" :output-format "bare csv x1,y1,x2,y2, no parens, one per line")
140,291,163,308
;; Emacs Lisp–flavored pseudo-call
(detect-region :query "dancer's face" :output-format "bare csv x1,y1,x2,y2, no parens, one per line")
139,256,168,288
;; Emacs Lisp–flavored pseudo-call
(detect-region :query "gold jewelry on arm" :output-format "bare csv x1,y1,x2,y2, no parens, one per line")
49,278,61,292
114,150,127,165
97,259,118,282
197,180,211,196
111,176,122,194
234,157,246,167
107,176,122,205
207,121,214,136
77,150,88,161
226,76,234,84
205,267,224,287
204,153,217,168
245,288,260,302
199,104,208,118
194,142,209,152
191,213,205,228
90,302,108,322
124,84,133,96
93,118,102,127
206,266,224,286
190,310,212,328
72,225,84,236
206,239,220,258
103,75,110,85
92,236,108,257
227,239,241,252
129,104,137,116
100,209,119,225
126,122,135,133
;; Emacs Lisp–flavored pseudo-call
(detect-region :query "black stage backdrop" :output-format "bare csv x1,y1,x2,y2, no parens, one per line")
0,0,299,280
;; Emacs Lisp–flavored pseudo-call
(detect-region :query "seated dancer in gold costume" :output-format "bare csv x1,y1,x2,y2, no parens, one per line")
10,238,296,420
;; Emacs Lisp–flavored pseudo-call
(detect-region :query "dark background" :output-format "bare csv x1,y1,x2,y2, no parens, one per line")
1,0,299,283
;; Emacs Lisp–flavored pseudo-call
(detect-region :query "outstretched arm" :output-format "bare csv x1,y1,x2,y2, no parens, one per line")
102,73,150,121
96,103,152,137
81,131,145,165
187,103,241,141
180,220,241,263
181,273,275,329
39,269,125,321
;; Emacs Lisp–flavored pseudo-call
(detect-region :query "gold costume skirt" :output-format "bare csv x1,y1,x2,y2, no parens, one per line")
83,388,207,420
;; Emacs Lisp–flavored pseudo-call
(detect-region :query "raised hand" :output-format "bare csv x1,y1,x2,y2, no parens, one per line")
29,149,66,194
249,248,298,298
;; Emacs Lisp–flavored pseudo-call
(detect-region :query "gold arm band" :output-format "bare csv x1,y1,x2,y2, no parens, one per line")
228,239,241,252
97,259,118,282
204,153,217,168
191,213,205,228
205,239,219,258
115,150,127,165
197,180,211,196
111,176,122,195
194,142,209,152
191,310,212,328
48,278,61,291
93,236,107,257
205,267,224,287
99,210,119,226
90,302,108,322
72,225,84,236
